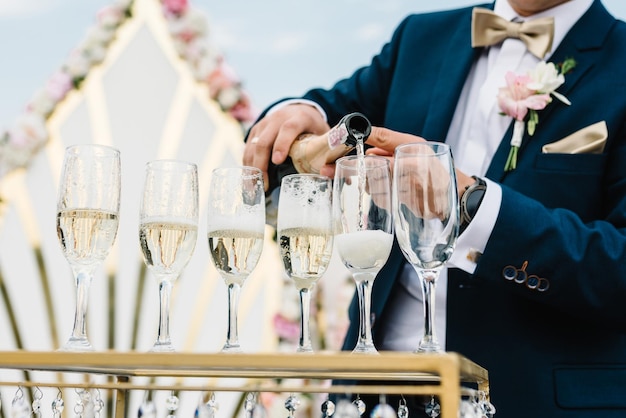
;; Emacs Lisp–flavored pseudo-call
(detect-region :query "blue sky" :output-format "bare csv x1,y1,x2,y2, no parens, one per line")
0,0,625,129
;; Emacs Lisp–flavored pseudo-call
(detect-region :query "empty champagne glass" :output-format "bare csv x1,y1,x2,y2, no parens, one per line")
278,174,334,353
207,166,265,352
392,142,459,353
139,160,199,352
56,144,121,351
333,155,393,354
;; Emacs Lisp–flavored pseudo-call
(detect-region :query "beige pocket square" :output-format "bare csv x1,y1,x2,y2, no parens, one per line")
542,121,608,154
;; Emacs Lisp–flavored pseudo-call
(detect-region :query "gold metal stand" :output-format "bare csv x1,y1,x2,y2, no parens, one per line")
0,350,488,418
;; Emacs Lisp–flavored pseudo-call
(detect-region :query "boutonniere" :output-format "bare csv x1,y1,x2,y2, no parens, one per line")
497,58,576,171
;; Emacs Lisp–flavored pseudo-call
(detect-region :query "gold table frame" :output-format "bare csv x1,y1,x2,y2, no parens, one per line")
0,351,488,418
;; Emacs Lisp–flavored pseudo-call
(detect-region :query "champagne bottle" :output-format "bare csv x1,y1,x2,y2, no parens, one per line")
289,112,372,174
266,112,371,227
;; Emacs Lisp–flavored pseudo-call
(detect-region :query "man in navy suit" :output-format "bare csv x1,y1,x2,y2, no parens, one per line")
244,0,626,416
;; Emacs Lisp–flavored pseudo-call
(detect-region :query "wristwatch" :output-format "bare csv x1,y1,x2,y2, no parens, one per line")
460,176,487,232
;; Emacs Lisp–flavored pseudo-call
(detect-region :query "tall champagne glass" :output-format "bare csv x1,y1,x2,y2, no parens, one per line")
392,142,459,353
139,160,199,352
277,174,333,353
56,144,121,351
207,166,265,352
333,155,393,354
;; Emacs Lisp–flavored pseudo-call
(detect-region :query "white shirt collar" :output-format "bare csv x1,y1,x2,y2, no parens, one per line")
493,0,594,55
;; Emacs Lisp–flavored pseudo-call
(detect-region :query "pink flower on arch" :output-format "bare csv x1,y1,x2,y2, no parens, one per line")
497,72,551,121
162,0,188,16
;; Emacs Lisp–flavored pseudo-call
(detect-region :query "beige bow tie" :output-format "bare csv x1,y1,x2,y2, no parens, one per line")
471,7,555,59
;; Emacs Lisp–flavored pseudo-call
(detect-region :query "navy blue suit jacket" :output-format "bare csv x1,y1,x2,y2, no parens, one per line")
263,1,626,417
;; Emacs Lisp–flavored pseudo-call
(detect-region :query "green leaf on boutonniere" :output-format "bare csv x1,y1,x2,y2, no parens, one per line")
527,110,539,136
558,57,577,75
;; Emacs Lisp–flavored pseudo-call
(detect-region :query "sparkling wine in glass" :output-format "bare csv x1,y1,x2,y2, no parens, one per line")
333,155,393,354
56,144,121,351
207,166,265,352
277,174,334,353
139,160,199,352
392,142,459,353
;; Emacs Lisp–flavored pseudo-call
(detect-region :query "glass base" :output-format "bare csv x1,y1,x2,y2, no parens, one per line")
296,345,314,354
221,343,242,353
58,336,94,352
415,340,442,353
149,341,176,353
352,343,379,355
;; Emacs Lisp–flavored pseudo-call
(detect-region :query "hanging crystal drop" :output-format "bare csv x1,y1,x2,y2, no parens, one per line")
334,400,359,418
11,389,29,418
207,393,220,417
458,400,479,418
397,400,409,418
371,403,397,418
79,389,92,406
321,399,336,417
195,403,211,418
245,393,267,418
165,393,179,418
94,390,105,417
137,399,156,418
32,399,42,418
244,393,256,418
284,394,300,418
52,394,65,418
74,388,91,418
478,392,496,418
353,397,366,416
32,387,43,418
424,397,440,418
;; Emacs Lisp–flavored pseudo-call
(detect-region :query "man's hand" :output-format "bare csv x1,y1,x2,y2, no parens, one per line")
365,126,475,197
244,103,329,190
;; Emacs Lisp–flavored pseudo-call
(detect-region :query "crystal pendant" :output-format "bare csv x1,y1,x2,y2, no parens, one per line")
478,392,496,418
195,403,212,418
52,393,65,418
11,388,30,418
321,399,336,417
32,387,43,418
353,397,366,416
284,394,300,418
424,397,440,418
397,399,409,418
137,399,156,418
458,400,479,418
165,393,179,418
371,403,397,418
94,390,105,416
75,388,92,417
244,393,267,418
334,400,359,418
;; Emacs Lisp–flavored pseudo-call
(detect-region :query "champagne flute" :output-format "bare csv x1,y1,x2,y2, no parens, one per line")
207,166,265,352
277,174,333,353
139,160,199,352
333,155,393,354
56,144,121,351
392,142,459,353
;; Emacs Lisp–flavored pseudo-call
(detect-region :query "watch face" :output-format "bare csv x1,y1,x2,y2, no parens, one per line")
461,179,487,224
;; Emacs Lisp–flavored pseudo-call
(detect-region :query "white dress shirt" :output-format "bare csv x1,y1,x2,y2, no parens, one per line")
378,0,593,352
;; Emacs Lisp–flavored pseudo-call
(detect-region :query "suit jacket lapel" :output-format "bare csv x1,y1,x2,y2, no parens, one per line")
421,11,480,142
486,0,614,181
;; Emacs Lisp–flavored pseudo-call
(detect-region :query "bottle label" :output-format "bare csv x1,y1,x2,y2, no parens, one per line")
327,123,349,149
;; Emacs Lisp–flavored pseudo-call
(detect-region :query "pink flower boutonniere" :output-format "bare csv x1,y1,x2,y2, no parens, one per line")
497,58,576,171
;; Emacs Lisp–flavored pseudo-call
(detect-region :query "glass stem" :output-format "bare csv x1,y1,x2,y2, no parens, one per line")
418,268,441,351
71,271,92,339
298,287,313,352
226,283,241,347
355,274,375,349
156,279,173,346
